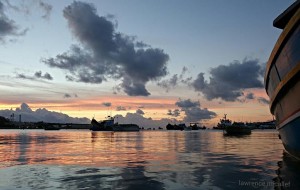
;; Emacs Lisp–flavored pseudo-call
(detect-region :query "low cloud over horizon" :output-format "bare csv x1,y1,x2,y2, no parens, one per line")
0,103,90,124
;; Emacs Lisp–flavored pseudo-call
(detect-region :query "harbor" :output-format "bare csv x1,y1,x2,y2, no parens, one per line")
0,129,297,189
0,0,299,189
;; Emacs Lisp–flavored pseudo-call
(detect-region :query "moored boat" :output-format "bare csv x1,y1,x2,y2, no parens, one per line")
90,116,139,132
213,114,232,130
224,122,251,136
264,1,300,159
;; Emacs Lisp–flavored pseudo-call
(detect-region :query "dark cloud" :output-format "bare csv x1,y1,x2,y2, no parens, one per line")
0,103,90,123
175,99,216,122
63,93,71,98
34,71,53,80
42,1,169,96
0,1,26,42
16,71,53,81
158,66,192,92
192,59,264,101
167,109,180,117
102,102,111,107
245,92,255,100
136,109,144,115
175,98,200,108
257,97,269,105
116,106,126,111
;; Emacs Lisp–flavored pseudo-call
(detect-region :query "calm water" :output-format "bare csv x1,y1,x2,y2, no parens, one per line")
0,130,299,190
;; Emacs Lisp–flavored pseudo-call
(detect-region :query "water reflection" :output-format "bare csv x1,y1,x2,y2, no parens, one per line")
273,152,300,189
0,130,299,189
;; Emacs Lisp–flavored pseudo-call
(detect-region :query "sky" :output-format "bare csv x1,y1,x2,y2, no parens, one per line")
0,0,294,128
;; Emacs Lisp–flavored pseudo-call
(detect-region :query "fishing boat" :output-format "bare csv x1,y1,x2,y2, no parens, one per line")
264,1,300,159
90,116,140,132
213,114,232,130
224,122,251,136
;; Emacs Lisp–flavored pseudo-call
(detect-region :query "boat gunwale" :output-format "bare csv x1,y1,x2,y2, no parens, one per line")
264,8,300,88
269,63,300,113
277,108,300,130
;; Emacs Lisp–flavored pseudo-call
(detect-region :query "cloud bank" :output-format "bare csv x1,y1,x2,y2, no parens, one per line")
115,113,177,129
42,1,169,96
0,103,90,123
192,59,264,101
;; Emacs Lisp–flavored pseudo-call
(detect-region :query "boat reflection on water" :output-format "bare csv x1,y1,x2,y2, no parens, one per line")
273,152,300,190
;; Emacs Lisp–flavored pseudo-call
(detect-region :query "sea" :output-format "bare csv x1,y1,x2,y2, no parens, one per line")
0,129,299,190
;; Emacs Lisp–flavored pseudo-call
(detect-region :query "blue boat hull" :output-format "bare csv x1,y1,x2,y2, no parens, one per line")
278,116,300,160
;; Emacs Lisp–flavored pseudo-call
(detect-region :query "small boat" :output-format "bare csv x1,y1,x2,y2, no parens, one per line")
224,122,251,136
90,116,139,132
264,1,300,159
213,114,232,130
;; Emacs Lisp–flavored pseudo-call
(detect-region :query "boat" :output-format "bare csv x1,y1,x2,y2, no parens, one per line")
190,122,206,130
224,122,251,136
166,123,186,130
90,116,140,132
264,1,300,159
213,114,232,130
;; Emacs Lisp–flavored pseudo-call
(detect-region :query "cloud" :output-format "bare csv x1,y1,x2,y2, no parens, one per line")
245,92,255,100
116,106,126,111
136,109,144,115
102,102,111,107
63,93,71,98
0,1,27,42
167,109,180,117
16,71,53,81
175,98,200,108
0,103,90,123
158,66,192,92
38,0,52,19
257,97,269,105
175,99,216,122
42,1,169,96
192,59,264,101
114,113,177,129
34,71,53,80
64,93,78,98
